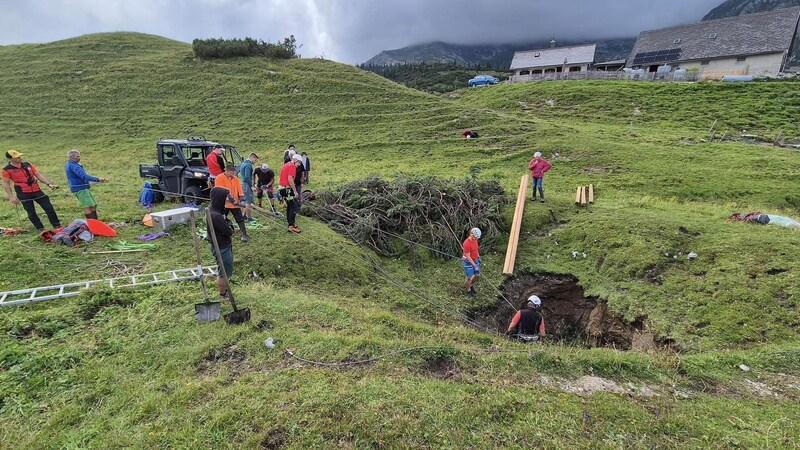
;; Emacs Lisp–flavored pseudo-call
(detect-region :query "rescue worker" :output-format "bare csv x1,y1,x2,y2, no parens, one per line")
507,295,547,342
213,163,249,242
238,152,258,222
206,144,226,185
279,153,303,233
462,227,481,296
65,149,107,220
254,163,275,211
2,150,61,231
208,186,234,297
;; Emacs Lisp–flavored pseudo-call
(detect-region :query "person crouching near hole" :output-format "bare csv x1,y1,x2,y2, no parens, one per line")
507,295,547,342
208,187,234,298
462,227,481,296
212,163,249,242
279,153,303,233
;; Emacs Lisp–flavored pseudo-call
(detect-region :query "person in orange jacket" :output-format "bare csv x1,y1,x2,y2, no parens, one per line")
213,163,249,242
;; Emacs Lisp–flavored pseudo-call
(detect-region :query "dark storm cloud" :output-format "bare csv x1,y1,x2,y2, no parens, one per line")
0,0,724,63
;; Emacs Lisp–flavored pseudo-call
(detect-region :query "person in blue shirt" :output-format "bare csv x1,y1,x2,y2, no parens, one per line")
238,152,258,222
65,149,107,219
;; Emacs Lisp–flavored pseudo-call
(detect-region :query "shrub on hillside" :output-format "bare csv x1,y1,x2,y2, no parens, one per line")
305,176,507,260
192,35,299,60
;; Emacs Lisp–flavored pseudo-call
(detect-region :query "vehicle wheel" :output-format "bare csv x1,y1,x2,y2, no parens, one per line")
153,190,165,204
183,185,204,205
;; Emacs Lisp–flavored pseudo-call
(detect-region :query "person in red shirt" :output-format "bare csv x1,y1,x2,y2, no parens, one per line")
528,151,553,203
279,154,303,233
213,164,249,242
206,145,226,182
507,295,546,342
462,227,481,296
2,150,61,231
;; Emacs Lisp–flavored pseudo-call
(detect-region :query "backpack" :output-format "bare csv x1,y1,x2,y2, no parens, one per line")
50,219,94,246
139,182,155,208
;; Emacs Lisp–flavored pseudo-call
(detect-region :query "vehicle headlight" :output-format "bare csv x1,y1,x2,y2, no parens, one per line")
194,172,206,178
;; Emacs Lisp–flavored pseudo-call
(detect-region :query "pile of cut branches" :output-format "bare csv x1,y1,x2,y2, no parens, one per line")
304,176,506,259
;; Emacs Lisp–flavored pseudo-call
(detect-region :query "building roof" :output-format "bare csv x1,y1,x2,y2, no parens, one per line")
627,7,800,66
510,44,597,70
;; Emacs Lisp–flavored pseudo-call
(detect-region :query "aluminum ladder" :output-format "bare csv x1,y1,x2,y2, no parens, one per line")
0,265,218,307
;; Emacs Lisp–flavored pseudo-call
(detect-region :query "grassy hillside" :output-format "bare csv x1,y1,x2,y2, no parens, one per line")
1,33,799,448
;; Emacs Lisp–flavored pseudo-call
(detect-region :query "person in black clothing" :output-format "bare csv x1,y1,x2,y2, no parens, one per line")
254,163,275,210
300,152,310,184
283,144,296,164
507,295,546,342
208,187,235,297
293,154,305,214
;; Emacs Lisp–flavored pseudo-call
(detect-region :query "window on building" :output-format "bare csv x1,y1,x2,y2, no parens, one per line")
736,56,747,62
556,67,563,73
544,68,555,74
532,69,542,74
700,60,710,66
569,66,581,72
519,70,530,75
673,38,682,44
708,33,717,39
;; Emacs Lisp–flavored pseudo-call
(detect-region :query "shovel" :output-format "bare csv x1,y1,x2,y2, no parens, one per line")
191,210,220,322
205,208,251,325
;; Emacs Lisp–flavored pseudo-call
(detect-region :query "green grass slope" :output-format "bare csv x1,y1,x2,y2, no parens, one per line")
0,33,799,448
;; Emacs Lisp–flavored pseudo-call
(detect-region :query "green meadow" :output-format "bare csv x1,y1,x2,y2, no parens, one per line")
0,33,798,448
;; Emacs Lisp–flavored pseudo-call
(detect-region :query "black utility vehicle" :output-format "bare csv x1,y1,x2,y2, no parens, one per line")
139,136,243,204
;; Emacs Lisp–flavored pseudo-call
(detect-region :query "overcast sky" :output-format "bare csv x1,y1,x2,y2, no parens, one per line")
0,0,724,64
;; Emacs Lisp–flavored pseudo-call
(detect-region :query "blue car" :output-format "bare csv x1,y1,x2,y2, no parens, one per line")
468,75,499,87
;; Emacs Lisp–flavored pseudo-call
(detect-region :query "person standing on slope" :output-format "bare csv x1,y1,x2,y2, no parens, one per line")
462,227,482,296
208,186,235,298
279,154,303,233
65,149,108,220
238,152,258,222
2,150,61,232
213,163,249,242
528,151,552,202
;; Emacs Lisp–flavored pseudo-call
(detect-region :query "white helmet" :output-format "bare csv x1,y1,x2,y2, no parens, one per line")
471,227,482,239
527,295,541,307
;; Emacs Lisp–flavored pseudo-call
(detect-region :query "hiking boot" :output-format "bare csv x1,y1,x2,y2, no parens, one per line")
540,198,545,203
288,225,301,234
467,289,476,297
469,286,477,295
241,234,249,242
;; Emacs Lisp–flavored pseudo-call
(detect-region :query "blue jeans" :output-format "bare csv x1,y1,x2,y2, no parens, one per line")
532,177,544,199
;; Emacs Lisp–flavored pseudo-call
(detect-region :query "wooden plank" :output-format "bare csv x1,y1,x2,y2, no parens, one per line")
575,186,583,204
503,175,528,275
580,185,587,206
588,184,594,204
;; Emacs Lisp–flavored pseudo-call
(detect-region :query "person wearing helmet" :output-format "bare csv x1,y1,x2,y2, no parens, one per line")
508,295,547,342
462,227,482,296
528,151,552,202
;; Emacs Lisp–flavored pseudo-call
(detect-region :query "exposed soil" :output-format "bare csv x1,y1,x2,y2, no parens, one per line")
197,343,253,378
476,272,657,350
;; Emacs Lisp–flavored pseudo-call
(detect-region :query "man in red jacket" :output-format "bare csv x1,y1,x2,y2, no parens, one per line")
528,151,552,203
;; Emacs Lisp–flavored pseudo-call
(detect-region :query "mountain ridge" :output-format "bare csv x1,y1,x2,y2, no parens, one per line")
364,0,800,68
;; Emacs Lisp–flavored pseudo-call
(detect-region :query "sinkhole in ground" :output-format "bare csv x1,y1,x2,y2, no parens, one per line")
475,272,664,351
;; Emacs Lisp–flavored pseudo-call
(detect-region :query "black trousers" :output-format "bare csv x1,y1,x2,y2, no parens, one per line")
285,198,297,226
18,190,60,231
224,207,247,234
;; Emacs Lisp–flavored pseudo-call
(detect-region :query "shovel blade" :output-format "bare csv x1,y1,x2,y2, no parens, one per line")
195,302,221,322
224,307,251,325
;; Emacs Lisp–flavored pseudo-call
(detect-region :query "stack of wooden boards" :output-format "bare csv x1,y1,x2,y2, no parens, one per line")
575,184,595,206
